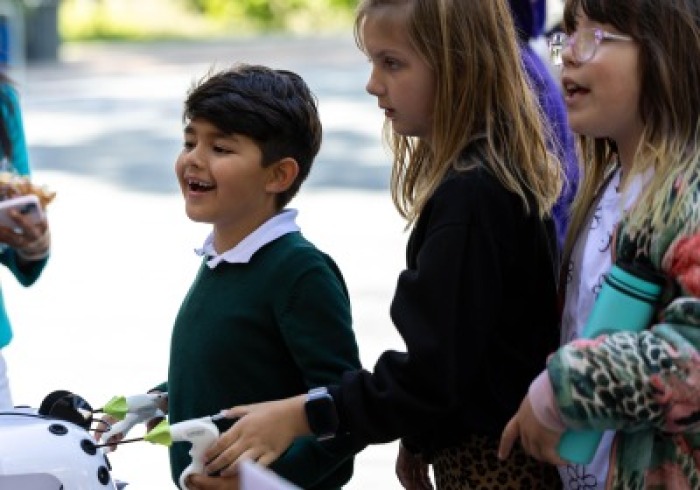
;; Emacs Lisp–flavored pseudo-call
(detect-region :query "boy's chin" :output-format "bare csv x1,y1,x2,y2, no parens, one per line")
184,209,212,224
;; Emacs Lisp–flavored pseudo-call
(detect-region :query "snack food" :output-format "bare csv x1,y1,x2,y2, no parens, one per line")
0,171,56,208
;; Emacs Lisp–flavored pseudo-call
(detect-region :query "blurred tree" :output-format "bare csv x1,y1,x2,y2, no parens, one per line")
329,0,356,8
185,0,355,30
60,0,355,41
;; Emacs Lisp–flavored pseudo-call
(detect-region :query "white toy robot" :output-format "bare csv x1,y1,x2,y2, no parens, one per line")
0,391,123,489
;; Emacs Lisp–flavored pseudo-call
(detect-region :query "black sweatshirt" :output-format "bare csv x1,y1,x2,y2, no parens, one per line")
330,166,560,457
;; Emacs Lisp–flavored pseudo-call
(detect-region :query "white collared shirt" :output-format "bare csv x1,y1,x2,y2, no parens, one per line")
195,209,300,268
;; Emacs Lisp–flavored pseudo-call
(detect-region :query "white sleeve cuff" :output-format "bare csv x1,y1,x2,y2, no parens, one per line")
528,369,567,432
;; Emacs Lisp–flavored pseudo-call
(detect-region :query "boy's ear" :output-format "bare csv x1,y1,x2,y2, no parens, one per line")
266,157,299,193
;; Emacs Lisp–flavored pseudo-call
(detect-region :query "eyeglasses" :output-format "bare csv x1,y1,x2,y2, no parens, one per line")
547,28,633,66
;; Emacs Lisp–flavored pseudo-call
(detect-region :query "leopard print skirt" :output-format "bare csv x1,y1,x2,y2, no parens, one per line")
431,434,560,489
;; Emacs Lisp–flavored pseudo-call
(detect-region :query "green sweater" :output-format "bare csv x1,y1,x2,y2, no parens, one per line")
163,232,361,489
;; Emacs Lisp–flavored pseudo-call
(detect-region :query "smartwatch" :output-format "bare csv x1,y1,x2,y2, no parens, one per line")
304,387,339,441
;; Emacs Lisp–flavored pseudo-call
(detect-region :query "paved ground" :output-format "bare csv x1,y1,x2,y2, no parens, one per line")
2,36,415,488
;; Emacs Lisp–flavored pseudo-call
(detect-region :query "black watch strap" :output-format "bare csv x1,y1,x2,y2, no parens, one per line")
305,387,339,441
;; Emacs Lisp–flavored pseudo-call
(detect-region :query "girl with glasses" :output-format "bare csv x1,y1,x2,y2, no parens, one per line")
500,0,700,489
548,27,632,67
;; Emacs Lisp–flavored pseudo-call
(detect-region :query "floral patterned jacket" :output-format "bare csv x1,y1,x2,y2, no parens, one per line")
548,171,700,489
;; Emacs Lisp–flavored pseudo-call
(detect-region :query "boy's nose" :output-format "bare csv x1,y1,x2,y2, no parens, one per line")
184,145,204,166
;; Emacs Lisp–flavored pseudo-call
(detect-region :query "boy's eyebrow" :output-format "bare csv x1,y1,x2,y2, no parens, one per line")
182,124,233,140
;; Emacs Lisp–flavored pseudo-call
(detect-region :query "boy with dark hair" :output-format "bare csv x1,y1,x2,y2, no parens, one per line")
157,64,361,489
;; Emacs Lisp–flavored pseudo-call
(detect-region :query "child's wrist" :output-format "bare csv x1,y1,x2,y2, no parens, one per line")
17,228,50,261
528,370,567,432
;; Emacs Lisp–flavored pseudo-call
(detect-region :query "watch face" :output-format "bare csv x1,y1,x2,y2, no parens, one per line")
306,393,338,440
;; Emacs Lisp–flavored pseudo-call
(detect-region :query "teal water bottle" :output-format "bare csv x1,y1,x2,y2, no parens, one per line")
557,261,665,464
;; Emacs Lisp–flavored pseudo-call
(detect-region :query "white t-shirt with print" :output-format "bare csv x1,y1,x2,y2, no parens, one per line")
558,168,649,490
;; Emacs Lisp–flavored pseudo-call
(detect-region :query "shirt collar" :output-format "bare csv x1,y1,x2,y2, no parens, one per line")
195,209,300,268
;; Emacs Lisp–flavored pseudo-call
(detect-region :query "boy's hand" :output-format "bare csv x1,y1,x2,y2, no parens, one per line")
204,395,309,477
187,473,239,490
91,414,122,451
145,414,165,433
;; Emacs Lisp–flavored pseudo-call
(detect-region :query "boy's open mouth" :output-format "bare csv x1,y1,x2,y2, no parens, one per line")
187,179,215,192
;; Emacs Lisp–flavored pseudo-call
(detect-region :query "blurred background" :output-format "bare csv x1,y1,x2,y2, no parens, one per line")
4,0,361,69
2,0,564,67
0,1,564,489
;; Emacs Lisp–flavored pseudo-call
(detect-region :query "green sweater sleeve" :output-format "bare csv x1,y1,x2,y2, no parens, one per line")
271,255,361,488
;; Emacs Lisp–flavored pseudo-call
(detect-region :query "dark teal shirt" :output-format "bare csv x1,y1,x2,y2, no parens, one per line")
163,232,360,489
0,84,47,348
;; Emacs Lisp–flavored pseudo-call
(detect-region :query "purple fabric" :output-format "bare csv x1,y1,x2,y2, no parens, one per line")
520,44,579,247
507,0,578,246
508,0,547,40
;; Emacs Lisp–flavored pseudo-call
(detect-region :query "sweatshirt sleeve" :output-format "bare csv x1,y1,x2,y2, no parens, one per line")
330,173,556,448
332,219,489,444
0,248,48,286
0,85,46,283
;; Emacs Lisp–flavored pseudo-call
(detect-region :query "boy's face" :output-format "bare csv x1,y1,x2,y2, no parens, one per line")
175,118,277,245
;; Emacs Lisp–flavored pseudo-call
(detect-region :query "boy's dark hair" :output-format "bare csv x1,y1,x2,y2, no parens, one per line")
183,64,322,209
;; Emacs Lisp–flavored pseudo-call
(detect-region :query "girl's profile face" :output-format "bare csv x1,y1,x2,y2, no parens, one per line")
361,10,436,141
560,10,642,156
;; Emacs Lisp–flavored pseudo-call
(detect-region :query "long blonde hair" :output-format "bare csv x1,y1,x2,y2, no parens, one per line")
355,0,562,225
562,0,700,261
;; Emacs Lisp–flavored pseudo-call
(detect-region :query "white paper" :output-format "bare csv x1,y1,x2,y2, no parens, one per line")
240,460,301,490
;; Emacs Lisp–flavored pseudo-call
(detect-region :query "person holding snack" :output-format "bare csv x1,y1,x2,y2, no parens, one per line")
0,70,54,410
